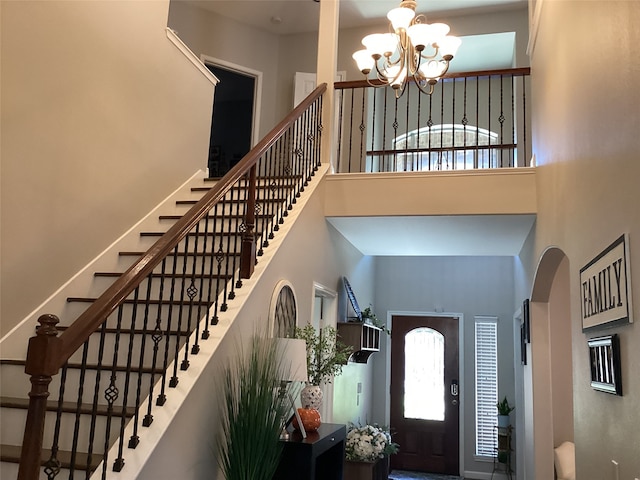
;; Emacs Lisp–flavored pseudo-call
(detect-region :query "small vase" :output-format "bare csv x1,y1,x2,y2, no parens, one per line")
497,414,510,428
300,384,323,410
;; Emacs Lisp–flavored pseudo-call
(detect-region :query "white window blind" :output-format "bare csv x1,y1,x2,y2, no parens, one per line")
475,316,498,457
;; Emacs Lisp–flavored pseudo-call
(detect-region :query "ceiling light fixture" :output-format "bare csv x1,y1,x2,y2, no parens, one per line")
352,0,461,96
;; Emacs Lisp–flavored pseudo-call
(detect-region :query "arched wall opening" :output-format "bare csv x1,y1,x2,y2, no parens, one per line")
526,247,574,479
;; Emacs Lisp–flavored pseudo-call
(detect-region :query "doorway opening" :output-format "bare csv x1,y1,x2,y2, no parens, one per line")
203,59,261,177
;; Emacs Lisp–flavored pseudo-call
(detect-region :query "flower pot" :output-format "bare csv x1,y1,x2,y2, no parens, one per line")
300,384,323,410
344,456,388,480
497,414,510,428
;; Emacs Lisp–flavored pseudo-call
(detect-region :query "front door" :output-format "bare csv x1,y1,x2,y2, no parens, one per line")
390,315,460,474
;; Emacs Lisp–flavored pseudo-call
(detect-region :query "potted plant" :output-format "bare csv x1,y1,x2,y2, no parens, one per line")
360,306,390,335
344,423,399,480
294,324,352,409
497,395,515,428
217,333,293,480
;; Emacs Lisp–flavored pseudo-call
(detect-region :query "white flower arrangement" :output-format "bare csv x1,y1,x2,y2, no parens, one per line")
345,423,399,462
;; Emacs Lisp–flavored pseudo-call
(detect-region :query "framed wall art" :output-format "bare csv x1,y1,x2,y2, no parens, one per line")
342,276,362,321
587,334,622,396
523,298,531,343
580,234,633,332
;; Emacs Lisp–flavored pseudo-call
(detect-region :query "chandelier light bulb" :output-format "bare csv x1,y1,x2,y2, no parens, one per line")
362,33,398,58
387,7,415,31
438,36,462,60
353,49,375,74
353,0,460,96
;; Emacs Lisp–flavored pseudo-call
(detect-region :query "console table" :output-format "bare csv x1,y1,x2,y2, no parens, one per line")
273,423,346,480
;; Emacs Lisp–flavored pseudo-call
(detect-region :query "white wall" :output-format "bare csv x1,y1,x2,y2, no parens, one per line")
0,0,214,336
529,1,640,478
372,255,516,477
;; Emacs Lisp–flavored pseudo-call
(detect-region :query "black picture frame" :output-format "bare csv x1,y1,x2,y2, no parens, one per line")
520,324,527,365
523,298,531,343
588,334,622,396
342,276,361,321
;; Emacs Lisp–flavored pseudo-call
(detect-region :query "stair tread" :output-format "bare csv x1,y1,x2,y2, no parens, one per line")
94,272,230,279
0,396,135,417
49,325,193,337
158,214,271,220
0,443,102,470
139,231,252,237
203,175,302,182
66,297,211,307
118,251,240,257
176,198,286,205
1,359,164,374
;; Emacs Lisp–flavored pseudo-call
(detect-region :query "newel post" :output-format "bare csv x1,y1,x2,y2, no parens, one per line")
18,314,62,480
240,164,257,280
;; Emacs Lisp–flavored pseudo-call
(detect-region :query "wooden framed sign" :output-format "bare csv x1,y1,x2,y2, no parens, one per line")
580,234,633,332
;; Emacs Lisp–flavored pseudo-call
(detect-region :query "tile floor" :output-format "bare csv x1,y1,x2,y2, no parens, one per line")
388,471,463,480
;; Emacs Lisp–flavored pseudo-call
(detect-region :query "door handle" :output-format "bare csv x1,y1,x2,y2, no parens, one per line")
450,380,459,405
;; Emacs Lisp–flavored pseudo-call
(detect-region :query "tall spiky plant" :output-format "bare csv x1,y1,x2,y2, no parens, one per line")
217,334,291,480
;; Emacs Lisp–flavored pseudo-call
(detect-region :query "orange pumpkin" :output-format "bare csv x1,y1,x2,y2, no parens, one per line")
292,407,321,432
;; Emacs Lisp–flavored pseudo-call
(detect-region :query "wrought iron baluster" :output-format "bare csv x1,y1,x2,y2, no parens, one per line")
109,306,125,473
44,363,68,480
85,321,109,478
164,245,180,392
196,219,211,340
205,206,221,326
69,340,91,477
118,283,140,450
184,222,201,357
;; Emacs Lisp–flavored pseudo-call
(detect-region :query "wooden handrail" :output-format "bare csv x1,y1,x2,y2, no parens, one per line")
35,82,327,374
334,67,531,90
18,83,327,480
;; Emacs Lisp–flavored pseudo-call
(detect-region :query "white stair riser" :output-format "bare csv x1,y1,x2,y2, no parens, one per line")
1,407,125,455
62,302,216,335
65,332,188,370
86,274,224,302
1,364,167,409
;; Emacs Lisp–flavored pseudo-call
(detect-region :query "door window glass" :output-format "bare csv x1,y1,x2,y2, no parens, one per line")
404,327,445,421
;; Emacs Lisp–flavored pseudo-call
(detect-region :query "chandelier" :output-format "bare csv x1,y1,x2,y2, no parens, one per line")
352,0,461,96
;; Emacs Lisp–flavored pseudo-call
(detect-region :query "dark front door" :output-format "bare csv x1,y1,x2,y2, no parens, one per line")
390,315,460,474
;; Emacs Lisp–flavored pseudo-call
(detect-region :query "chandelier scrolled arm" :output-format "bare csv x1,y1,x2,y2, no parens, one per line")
352,0,461,97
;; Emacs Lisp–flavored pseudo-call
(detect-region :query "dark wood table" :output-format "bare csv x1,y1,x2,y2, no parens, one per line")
273,422,346,480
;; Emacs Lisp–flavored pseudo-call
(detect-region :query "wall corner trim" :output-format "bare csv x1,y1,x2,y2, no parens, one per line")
166,28,219,86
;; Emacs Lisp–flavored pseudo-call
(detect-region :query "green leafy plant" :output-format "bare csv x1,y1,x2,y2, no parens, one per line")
217,334,292,480
294,324,353,385
361,306,390,335
497,396,515,415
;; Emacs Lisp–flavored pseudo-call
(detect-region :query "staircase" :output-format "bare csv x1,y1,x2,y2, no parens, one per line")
0,84,326,480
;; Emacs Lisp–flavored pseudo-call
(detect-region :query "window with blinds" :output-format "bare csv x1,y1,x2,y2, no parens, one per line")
475,316,498,457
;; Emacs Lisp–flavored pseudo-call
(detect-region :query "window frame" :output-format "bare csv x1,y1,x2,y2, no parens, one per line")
474,315,499,458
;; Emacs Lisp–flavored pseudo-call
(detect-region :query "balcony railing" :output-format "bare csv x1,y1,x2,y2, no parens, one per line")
334,67,531,174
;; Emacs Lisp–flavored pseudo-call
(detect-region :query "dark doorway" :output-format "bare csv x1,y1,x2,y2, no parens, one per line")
205,65,255,178
390,315,460,475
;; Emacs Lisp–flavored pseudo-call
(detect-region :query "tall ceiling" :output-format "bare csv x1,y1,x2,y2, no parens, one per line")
182,0,526,36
